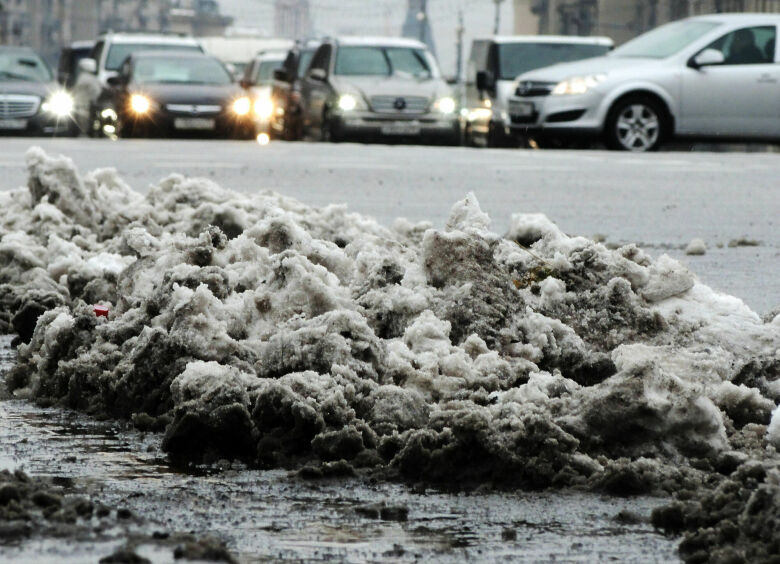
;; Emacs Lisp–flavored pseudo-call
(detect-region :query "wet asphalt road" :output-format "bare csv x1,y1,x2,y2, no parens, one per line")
1,138,778,314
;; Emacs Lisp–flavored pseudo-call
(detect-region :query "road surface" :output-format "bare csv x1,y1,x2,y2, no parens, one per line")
1,138,778,314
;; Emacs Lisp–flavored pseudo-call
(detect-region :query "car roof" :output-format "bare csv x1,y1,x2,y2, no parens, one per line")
687,13,780,25
68,40,95,49
488,35,613,46
333,36,428,49
0,45,40,55
99,33,200,46
129,50,214,60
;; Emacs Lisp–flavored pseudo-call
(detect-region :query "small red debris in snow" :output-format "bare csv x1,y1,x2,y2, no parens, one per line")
94,305,109,318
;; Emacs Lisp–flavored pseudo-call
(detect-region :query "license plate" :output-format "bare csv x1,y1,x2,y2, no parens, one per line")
0,118,27,130
381,122,421,135
174,118,215,130
509,101,535,117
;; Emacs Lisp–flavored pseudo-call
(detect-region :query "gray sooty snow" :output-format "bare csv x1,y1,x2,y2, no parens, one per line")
2,148,780,562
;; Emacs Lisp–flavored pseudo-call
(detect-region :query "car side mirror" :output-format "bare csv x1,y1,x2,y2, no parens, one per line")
476,70,494,92
689,48,725,69
273,68,289,82
78,58,97,75
309,68,327,82
239,78,254,89
106,75,124,87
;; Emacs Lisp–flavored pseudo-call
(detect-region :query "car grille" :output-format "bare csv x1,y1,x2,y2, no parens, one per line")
514,81,556,97
0,95,40,118
165,104,222,115
370,95,429,114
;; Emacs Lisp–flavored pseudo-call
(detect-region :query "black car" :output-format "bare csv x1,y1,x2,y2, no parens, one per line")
0,46,77,136
269,41,319,140
101,51,255,139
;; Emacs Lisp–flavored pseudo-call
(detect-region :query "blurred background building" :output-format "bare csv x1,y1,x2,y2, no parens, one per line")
1,0,778,70
0,0,232,63
273,0,310,38
527,0,780,43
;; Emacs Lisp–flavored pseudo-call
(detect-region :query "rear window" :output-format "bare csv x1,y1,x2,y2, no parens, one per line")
497,42,611,80
105,43,202,71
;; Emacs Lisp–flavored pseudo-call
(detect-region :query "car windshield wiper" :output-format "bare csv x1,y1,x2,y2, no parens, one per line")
0,70,37,81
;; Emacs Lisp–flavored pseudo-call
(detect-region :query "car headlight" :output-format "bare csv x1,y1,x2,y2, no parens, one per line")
130,94,151,114
434,96,457,114
551,74,606,96
42,91,74,117
254,97,274,119
233,97,252,116
338,94,358,112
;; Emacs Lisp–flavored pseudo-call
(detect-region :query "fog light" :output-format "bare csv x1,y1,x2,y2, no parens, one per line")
257,132,270,145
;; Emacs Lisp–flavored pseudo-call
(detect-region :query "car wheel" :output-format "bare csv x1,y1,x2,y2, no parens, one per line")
321,110,342,143
605,96,667,152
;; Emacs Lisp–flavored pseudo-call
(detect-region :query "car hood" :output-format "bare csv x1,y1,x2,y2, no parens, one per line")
331,76,450,101
0,80,57,98
133,83,244,105
517,56,662,82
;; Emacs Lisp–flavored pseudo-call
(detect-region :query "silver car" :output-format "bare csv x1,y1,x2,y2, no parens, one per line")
300,37,461,144
506,14,779,151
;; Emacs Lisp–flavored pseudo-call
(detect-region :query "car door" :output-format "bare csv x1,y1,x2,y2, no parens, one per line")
679,25,779,138
72,40,104,131
301,45,332,132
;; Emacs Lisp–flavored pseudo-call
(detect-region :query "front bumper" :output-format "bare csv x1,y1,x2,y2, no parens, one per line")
120,109,255,138
0,112,76,136
333,110,461,140
505,90,606,136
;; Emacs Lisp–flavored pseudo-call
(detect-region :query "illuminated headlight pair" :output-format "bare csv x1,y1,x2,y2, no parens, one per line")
41,91,74,117
551,74,607,96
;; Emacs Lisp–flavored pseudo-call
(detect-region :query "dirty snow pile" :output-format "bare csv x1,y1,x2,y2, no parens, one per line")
2,149,780,507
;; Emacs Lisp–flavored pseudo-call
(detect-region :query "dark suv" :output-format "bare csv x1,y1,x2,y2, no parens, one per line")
268,40,320,140
300,37,460,144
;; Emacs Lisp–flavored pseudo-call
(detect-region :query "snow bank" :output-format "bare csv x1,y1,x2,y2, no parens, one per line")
2,148,779,494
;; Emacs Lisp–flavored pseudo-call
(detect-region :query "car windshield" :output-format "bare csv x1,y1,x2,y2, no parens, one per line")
335,46,434,78
611,20,721,58
498,42,611,80
133,56,232,85
106,43,202,71
253,60,283,84
0,52,52,82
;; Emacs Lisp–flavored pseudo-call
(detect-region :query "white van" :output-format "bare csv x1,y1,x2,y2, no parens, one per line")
464,35,613,147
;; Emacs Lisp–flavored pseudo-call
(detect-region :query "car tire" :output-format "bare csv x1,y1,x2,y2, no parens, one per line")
321,110,342,143
605,95,667,152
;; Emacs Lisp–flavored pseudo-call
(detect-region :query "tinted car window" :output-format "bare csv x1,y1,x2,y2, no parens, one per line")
497,43,611,80
0,51,52,82
298,50,316,76
106,43,202,71
253,60,283,84
612,20,721,58
133,56,232,85
705,26,776,65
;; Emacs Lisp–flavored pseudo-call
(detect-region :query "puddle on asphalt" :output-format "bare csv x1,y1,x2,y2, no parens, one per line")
0,335,681,562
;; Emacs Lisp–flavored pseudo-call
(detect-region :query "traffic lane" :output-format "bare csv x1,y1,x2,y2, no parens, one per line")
1,138,778,313
1,138,776,243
